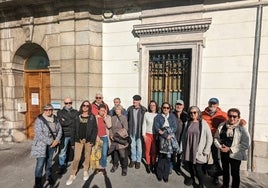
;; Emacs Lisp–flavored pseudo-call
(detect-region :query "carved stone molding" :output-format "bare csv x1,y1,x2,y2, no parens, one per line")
133,18,212,37
21,17,34,42
48,65,60,73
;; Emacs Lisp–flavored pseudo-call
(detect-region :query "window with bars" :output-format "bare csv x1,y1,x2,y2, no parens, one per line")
148,49,191,109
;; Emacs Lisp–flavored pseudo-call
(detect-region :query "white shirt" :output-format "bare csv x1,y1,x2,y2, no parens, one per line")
142,112,157,136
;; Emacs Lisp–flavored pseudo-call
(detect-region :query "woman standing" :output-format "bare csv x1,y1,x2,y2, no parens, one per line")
95,103,112,175
182,106,212,188
31,104,62,188
153,102,179,182
214,108,250,188
66,100,98,185
142,100,159,173
109,105,129,176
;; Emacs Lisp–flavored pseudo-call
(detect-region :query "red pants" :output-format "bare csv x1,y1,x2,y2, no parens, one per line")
144,133,157,165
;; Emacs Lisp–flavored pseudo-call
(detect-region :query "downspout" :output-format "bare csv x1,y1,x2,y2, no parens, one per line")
248,4,262,172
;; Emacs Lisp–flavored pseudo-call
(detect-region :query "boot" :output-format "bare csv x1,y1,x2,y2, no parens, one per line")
150,164,155,174
47,176,55,185
34,177,43,188
145,164,150,174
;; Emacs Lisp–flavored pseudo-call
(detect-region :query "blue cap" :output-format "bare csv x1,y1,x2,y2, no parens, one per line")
208,98,219,104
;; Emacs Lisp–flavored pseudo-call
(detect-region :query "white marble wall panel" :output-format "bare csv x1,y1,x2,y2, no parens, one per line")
102,19,141,104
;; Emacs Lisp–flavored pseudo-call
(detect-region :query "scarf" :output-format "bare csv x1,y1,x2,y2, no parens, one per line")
225,120,240,137
162,113,170,127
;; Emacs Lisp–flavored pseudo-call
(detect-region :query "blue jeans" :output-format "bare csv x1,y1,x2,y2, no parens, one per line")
35,146,55,178
58,137,71,168
130,136,142,162
100,136,109,168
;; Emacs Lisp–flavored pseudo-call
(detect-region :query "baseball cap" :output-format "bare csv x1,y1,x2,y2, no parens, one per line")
176,99,184,105
208,98,219,104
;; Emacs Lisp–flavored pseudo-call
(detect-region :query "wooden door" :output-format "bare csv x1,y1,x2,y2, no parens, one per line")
25,71,50,139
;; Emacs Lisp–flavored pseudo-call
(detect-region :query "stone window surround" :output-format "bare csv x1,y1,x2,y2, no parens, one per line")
132,18,212,106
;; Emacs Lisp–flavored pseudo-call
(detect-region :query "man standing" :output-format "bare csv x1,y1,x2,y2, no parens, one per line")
91,92,109,116
57,97,79,174
127,95,147,169
172,99,188,173
109,97,127,117
202,97,228,185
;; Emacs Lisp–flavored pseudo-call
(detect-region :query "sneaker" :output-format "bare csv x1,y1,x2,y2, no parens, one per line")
98,168,107,176
135,162,140,169
83,171,89,181
66,175,76,185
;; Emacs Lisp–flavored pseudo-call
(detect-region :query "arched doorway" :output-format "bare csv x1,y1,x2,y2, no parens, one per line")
24,48,51,139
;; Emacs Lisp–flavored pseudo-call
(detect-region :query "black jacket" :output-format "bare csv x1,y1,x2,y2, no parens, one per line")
57,107,79,137
70,114,98,146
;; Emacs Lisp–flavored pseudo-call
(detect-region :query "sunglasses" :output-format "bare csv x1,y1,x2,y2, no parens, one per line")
44,109,53,111
162,106,170,109
190,111,197,114
82,104,90,108
64,102,72,105
95,97,102,99
228,115,238,119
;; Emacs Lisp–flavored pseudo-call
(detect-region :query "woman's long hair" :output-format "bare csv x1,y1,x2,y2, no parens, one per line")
78,100,92,115
187,106,202,121
148,100,159,113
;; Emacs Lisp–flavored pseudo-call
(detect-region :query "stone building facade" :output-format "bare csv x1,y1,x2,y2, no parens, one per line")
0,0,268,172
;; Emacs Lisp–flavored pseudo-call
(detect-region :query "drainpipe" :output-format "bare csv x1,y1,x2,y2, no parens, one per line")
248,4,262,172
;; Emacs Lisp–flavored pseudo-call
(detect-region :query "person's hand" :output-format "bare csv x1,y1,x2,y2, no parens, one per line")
159,130,164,135
239,119,247,126
51,140,59,148
220,144,231,153
167,135,172,140
143,135,146,142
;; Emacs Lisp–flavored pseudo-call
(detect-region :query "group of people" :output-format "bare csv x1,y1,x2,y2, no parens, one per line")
31,94,250,188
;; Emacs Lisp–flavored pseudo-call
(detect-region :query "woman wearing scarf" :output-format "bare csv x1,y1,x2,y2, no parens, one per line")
214,108,250,188
153,102,179,182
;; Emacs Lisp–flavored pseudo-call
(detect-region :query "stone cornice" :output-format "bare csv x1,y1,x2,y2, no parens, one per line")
133,18,212,37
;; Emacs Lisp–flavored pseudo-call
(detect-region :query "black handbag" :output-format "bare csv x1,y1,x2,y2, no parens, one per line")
206,163,223,177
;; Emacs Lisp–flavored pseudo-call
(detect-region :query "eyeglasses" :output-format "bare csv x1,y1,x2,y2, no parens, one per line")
64,102,72,105
95,97,102,99
162,106,170,109
228,115,238,119
44,109,53,111
190,111,197,114
82,104,90,108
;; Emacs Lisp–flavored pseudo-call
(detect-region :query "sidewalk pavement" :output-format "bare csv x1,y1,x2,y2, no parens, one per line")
0,141,267,188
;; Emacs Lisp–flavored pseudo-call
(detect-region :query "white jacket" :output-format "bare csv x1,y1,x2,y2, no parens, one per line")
214,121,250,161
